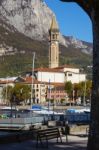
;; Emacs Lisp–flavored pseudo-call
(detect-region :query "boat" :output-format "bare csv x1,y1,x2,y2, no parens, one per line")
65,108,90,124
0,106,44,131
31,105,63,115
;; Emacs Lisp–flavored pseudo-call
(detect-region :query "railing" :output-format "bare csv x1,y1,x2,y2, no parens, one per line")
0,116,44,127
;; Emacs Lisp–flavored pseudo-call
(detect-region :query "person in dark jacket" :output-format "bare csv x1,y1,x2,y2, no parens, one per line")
61,121,70,142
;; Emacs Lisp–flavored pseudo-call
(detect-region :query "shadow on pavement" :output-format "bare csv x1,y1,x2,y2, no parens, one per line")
0,135,87,150
70,133,88,138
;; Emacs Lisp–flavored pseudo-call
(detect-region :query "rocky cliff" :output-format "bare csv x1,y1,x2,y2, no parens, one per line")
0,0,92,53
0,0,67,44
0,0,92,77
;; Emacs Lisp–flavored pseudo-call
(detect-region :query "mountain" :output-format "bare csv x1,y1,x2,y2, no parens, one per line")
0,0,52,40
64,36,93,55
0,0,92,77
0,0,66,45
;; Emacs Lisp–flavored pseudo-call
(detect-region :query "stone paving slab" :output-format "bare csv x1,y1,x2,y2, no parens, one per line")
0,135,88,150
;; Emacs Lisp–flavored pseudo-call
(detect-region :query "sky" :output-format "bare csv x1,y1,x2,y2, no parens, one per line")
44,0,93,43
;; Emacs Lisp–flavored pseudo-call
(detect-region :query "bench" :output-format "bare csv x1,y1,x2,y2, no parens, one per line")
36,127,62,147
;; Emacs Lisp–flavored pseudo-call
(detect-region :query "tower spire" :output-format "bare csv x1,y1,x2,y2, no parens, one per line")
50,16,59,32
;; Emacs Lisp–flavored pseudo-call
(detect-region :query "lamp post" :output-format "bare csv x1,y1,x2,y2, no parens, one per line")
48,79,51,120
53,87,55,114
10,92,16,118
5,82,7,105
72,84,75,105
13,93,17,118
31,52,35,109
83,74,87,106
5,77,9,105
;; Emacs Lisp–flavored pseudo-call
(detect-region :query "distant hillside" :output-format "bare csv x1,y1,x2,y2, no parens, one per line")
0,21,92,77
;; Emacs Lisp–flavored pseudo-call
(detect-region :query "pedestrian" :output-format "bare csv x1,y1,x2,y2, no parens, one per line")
61,121,70,142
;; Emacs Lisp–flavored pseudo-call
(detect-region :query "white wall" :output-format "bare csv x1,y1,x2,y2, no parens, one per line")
66,72,86,84
36,71,86,84
37,71,64,83
63,68,79,73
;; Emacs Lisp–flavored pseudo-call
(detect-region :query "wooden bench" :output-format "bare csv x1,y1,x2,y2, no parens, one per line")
36,127,62,147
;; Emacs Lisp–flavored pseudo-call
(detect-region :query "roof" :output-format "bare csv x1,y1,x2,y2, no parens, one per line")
25,77,40,84
54,64,78,69
15,77,65,86
0,80,14,84
50,16,59,32
34,67,63,73
15,77,41,84
34,65,79,73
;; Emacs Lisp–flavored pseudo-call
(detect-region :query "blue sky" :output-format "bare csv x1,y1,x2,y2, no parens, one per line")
44,0,93,43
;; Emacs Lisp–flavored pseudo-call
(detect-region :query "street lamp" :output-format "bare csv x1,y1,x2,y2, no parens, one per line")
48,79,51,111
83,74,87,106
5,76,9,105
10,92,16,118
31,52,35,109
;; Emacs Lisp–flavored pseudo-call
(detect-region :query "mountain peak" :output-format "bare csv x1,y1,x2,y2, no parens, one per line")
0,0,52,40
0,0,92,55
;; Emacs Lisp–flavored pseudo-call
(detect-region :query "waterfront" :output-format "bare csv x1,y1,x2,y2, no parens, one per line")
0,105,89,150
0,105,90,131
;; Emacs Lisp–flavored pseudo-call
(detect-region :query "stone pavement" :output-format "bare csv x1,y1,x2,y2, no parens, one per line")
0,133,88,150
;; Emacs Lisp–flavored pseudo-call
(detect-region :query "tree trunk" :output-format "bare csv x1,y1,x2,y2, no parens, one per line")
87,9,99,150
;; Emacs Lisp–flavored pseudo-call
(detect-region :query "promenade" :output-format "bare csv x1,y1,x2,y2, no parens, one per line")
0,132,88,150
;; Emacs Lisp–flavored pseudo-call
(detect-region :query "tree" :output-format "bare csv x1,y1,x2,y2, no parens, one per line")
2,85,13,105
60,0,99,150
74,80,92,104
85,80,92,100
65,81,73,100
13,83,31,105
2,84,31,105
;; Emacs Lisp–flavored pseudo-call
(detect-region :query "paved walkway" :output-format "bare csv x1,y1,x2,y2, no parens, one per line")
0,133,88,150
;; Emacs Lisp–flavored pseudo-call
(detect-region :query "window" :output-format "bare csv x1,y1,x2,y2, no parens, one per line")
68,73,72,76
42,89,45,92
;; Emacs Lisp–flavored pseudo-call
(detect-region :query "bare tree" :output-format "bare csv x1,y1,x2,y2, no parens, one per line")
60,0,99,150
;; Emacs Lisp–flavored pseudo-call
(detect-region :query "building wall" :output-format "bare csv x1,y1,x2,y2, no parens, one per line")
36,71,86,84
47,88,67,103
37,71,64,83
49,42,59,68
63,68,79,73
33,83,47,103
65,72,86,83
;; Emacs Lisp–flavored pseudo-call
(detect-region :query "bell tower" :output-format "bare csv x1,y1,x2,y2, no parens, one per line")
49,16,59,68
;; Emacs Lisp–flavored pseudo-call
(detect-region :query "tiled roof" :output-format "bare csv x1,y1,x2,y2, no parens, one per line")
0,80,14,84
34,67,63,73
20,77,40,84
17,77,65,86
34,65,78,73
54,64,78,69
